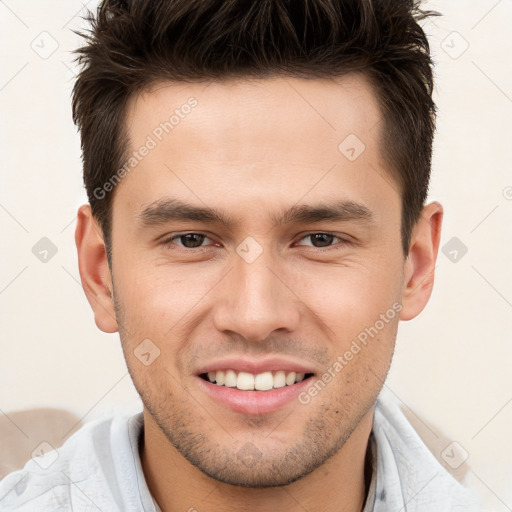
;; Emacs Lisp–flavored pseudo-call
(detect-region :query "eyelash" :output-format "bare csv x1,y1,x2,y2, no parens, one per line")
160,232,351,252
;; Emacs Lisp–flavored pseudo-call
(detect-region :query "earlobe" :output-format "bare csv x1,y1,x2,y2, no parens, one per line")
400,201,443,321
75,204,119,333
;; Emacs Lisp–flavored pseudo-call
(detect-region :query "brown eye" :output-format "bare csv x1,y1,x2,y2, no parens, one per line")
176,233,207,248
162,232,213,250
309,233,335,247
296,232,345,249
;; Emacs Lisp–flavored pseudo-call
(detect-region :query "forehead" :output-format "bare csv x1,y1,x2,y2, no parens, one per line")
124,73,382,154
115,73,397,230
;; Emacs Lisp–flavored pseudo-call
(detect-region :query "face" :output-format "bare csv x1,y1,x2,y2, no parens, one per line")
96,74,409,486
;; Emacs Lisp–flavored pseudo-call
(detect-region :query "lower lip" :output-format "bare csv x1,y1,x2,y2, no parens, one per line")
196,376,313,415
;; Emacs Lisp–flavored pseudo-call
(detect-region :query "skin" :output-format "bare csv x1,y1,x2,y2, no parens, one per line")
75,73,442,512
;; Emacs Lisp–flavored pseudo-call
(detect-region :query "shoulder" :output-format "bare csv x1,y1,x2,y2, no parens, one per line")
372,389,482,511
0,412,143,511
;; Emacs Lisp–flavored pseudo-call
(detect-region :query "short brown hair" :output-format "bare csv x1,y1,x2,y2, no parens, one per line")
72,0,439,263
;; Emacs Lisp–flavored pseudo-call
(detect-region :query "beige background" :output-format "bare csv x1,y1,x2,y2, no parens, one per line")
1,1,511,509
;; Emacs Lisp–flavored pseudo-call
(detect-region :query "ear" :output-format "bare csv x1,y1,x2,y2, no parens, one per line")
75,204,118,333
400,201,443,321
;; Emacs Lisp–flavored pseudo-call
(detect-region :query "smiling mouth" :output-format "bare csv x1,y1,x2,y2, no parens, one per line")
199,370,315,391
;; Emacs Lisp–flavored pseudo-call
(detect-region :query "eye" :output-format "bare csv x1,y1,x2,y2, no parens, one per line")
160,231,350,252
161,232,215,250
295,232,348,249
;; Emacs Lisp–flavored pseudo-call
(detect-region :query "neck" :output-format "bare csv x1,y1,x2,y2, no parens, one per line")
140,407,374,512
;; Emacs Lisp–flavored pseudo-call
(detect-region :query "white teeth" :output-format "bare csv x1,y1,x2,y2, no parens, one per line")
224,369,237,387
205,369,308,390
254,371,273,391
215,370,225,386
285,372,296,386
273,371,286,388
237,371,254,390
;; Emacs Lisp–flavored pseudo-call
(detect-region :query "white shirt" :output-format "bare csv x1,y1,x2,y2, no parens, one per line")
0,389,481,511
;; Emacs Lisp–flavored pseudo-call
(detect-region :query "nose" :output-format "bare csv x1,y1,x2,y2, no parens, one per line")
212,243,301,342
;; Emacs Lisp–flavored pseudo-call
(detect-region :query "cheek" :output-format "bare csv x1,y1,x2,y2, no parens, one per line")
115,261,198,329
114,244,403,349
113,261,223,369
292,260,402,335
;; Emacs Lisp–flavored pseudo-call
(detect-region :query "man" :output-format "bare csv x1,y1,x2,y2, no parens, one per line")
0,0,481,510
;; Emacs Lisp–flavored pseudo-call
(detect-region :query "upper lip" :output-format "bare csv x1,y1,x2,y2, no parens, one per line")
196,357,317,376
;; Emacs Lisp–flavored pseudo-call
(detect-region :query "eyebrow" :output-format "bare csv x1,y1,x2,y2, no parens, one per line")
137,197,375,230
